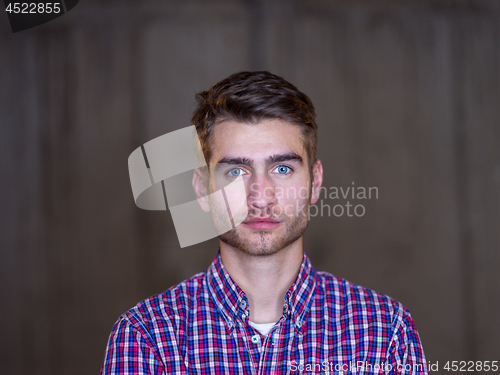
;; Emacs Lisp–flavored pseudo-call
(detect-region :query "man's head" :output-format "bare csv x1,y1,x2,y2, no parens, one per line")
192,72,323,256
192,71,318,175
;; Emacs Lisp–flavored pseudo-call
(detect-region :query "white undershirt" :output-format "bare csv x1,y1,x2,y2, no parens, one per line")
249,321,277,336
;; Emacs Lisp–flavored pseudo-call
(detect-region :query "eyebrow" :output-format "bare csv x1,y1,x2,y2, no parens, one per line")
267,152,303,165
215,157,254,168
214,152,303,170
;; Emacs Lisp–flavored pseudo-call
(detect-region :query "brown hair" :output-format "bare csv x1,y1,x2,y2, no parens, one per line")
192,71,318,174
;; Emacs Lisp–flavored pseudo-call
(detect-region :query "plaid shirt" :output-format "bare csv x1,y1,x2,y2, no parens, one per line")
101,251,428,374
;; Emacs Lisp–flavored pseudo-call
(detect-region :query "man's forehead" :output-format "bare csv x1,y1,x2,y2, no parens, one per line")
209,119,306,162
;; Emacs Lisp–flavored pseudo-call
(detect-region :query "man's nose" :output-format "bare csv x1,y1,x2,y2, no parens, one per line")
247,174,277,209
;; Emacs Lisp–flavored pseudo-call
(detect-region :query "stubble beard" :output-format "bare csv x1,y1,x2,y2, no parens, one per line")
218,201,310,257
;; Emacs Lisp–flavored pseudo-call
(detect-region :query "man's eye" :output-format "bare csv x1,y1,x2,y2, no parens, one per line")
228,168,244,177
274,165,292,174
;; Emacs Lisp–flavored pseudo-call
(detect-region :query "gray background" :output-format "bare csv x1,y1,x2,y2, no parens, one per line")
1,0,499,374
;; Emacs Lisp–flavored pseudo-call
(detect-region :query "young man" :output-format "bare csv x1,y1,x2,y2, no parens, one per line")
101,72,428,374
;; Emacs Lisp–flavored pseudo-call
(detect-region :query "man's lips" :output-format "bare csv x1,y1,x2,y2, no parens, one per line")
242,218,282,230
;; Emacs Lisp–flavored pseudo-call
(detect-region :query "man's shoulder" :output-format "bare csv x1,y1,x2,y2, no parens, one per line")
119,270,209,330
314,269,409,321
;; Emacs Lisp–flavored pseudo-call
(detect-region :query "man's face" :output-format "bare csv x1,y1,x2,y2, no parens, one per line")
205,119,321,256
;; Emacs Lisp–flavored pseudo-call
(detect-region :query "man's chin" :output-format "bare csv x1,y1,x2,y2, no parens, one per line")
218,225,305,257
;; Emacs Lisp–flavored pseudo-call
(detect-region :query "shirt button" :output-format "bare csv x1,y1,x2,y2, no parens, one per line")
272,333,278,345
239,300,247,309
251,334,260,344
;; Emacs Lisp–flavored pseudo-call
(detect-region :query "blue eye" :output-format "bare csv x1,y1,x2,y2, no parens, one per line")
228,168,243,177
275,165,291,174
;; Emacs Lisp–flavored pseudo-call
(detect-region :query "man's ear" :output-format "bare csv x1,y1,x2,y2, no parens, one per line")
192,167,211,212
310,159,323,205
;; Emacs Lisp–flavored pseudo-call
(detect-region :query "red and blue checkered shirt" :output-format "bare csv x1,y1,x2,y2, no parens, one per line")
101,251,428,374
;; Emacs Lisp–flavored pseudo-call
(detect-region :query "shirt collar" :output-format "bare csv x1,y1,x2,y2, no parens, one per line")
206,249,317,333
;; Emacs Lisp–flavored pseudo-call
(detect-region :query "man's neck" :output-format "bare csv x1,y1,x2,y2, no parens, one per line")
219,239,304,324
